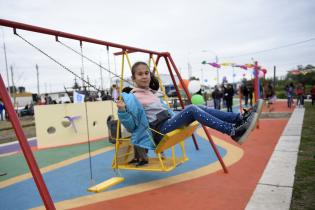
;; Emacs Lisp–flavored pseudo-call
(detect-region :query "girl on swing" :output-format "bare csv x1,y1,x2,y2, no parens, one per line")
116,62,263,166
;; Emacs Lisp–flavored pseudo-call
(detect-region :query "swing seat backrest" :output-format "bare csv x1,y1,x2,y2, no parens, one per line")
155,121,199,154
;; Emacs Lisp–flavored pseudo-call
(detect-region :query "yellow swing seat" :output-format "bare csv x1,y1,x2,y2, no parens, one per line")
113,121,199,172
87,177,125,193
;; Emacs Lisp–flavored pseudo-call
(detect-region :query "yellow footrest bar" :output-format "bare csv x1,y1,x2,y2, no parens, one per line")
87,177,125,193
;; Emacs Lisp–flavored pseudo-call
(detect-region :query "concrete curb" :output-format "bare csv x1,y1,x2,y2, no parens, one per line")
246,107,305,210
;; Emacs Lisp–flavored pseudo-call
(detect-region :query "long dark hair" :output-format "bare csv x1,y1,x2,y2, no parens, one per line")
131,61,159,90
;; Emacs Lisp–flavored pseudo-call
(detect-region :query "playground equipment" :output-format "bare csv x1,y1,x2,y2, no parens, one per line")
34,101,117,148
0,19,228,207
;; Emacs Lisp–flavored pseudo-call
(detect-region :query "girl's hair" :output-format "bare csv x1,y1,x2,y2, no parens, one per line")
131,61,160,90
131,61,149,80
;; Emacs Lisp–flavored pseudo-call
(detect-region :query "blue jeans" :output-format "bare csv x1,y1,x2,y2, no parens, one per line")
287,96,293,108
159,105,241,137
214,99,221,110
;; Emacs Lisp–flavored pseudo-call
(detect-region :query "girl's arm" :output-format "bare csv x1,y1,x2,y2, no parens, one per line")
116,100,137,132
160,99,175,117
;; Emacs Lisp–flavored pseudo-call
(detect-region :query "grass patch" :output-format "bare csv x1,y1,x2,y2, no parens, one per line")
290,102,315,210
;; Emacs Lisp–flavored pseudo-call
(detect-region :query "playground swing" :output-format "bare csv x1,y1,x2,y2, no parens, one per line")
13,30,220,193
14,32,126,193
87,52,200,193
0,20,230,208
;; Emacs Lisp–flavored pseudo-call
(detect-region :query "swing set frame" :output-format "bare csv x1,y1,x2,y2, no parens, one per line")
0,19,228,209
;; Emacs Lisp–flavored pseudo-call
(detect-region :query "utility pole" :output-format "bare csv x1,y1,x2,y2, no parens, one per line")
273,65,276,87
44,83,47,93
200,68,204,84
10,65,16,106
3,42,10,96
187,62,192,79
216,56,220,85
36,64,40,95
99,62,104,91
87,76,90,92
106,46,111,91
80,42,85,88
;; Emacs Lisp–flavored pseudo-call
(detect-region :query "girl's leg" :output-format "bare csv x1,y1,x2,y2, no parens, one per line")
160,105,234,136
214,99,219,109
134,146,148,160
196,105,241,123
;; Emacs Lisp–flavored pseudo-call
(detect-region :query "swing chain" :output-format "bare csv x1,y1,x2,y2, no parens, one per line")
15,32,101,92
57,40,134,87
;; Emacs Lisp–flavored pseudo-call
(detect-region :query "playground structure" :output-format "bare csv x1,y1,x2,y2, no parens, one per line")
0,19,231,209
202,61,265,112
35,100,117,149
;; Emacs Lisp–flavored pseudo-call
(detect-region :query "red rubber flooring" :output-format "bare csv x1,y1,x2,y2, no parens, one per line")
73,116,289,210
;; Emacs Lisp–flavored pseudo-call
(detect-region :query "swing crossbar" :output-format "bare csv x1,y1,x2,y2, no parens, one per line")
87,177,125,193
155,121,199,153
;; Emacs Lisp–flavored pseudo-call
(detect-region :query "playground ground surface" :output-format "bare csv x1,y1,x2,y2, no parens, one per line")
1,100,310,210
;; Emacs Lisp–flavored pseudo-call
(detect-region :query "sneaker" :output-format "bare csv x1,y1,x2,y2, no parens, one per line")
231,112,258,144
128,158,139,164
235,108,254,127
136,159,149,167
242,108,253,120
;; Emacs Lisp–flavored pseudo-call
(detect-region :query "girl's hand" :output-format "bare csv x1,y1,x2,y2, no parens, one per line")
116,100,126,111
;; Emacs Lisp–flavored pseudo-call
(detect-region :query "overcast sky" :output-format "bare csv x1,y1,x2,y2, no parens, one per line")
0,0,314,93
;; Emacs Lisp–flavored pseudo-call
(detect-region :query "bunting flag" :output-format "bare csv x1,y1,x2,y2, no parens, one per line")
220,62,234,67
261,68,267,74
288,68,315,75
208,62,221,68
245,64,254,68
202,60,221,68
288,70,302,75
73,91,85,103
233,64,248,70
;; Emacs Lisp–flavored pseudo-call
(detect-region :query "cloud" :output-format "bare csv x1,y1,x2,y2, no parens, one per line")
0,0,315,92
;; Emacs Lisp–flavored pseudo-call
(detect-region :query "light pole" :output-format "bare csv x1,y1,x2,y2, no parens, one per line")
2,41,10,97
215,55,219,85
36,64,40,95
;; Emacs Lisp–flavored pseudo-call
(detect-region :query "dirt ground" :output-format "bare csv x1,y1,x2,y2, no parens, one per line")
0,116,36,144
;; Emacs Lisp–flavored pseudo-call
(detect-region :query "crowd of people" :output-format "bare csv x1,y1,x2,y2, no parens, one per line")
211,83,236,112
284,82,315,108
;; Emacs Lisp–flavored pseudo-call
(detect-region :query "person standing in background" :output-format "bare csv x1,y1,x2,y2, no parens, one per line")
212,85,223,110
224,84,234,112
310,84,315,106
0,101,4,120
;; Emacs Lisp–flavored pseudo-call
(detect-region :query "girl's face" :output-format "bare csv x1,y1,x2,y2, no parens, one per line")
133,64,151,88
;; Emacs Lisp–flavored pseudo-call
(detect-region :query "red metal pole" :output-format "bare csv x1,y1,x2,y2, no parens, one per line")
254,61,259,101
0,19,162,56
0,75,56,209
239,85,243,113
263,73,266,99
164,56,199,151
167,55,228,173
164,55,186,108
254,62,260,129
